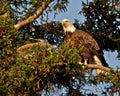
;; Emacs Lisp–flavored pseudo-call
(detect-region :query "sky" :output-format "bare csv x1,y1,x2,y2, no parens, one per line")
49,0,120,69
51,0,84,22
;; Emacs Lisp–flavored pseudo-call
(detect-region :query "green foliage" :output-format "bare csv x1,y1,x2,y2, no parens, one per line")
1,37,120,95
0,16,18,66
0,41,85,95
0,1,10,15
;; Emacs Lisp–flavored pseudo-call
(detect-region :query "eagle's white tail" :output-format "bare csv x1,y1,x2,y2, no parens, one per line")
93,55,103,74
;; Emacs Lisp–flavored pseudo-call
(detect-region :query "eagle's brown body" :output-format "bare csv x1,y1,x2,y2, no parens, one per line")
64,29,108,67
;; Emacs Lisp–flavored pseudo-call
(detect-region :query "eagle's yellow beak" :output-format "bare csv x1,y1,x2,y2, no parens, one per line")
61,21,65,26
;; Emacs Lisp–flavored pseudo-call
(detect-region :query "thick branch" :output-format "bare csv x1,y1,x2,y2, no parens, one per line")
85,64,113,72
14,1,52,29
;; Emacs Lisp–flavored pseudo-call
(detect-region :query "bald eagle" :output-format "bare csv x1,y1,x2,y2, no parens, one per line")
61,19,108,73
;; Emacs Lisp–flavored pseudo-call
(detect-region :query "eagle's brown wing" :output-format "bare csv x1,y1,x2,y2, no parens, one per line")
64,30,108,67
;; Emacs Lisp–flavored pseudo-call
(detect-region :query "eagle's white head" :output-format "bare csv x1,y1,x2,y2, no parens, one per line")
61,19,76,33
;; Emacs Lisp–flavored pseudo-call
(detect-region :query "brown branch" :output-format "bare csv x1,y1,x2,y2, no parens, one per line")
17,39,53,51
85,64,114,72
14,1,52,29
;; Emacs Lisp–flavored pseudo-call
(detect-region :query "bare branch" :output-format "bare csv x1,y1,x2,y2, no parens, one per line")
85,64,113,72
17,39,53,51
14,1,53,29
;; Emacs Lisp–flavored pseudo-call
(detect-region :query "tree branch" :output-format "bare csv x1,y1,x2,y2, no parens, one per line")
85,64,114,72
17,39,53,51
98,32,120,43
14,1,53,29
